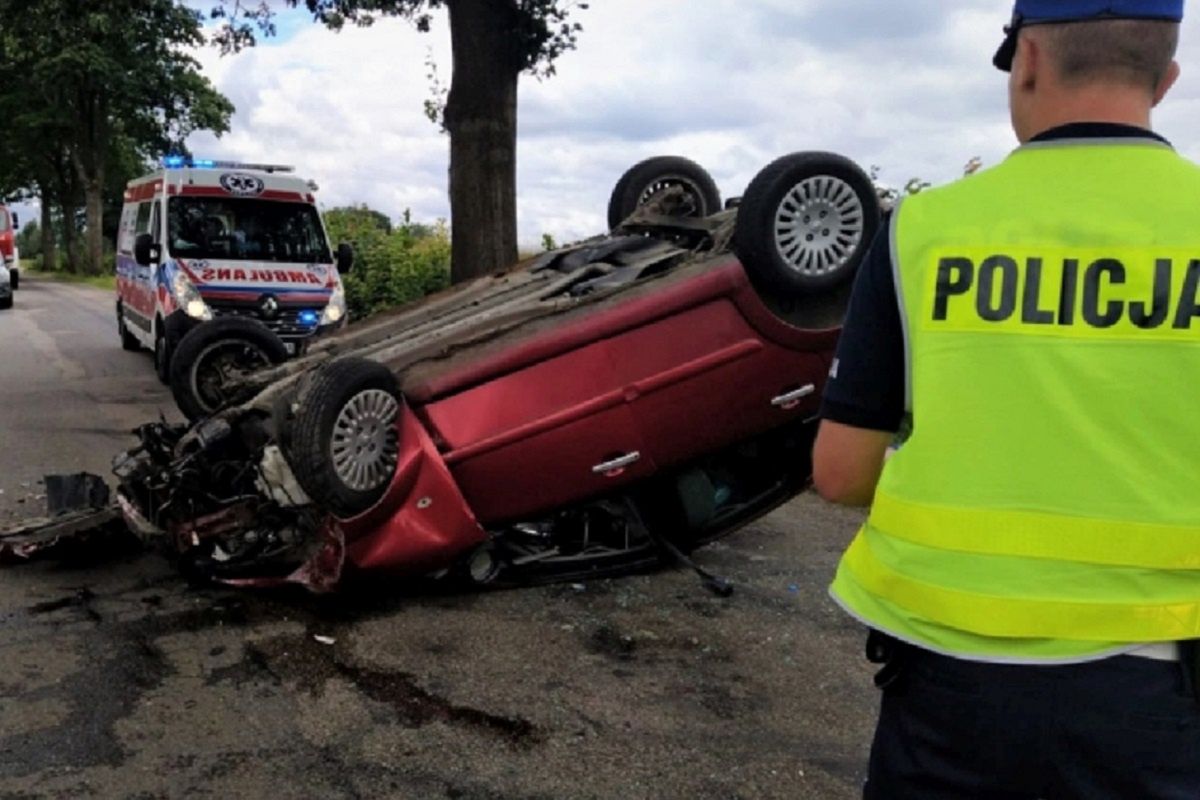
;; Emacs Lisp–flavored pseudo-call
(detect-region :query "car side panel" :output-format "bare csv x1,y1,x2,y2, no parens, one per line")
431,336,657,523
611,299,827,469
339,403,486,574
421,261,835,525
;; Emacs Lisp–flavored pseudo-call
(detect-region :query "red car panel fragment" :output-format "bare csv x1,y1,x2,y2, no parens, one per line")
340,404,486,575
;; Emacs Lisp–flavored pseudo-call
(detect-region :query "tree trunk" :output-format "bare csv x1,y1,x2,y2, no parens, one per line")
51,155,81,273
72,86,107,276
39,193,56,272
83,172,104,275
444,0,521,284
59,202,81,274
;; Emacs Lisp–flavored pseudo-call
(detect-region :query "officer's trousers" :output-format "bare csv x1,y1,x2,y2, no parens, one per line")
863,640,1200,800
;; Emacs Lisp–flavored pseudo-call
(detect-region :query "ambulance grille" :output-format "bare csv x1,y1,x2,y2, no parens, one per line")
208,302,316,339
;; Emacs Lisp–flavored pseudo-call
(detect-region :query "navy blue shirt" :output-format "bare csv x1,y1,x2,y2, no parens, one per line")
819,123,1171,432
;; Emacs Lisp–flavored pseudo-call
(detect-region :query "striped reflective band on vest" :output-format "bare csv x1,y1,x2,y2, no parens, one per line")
870,491,1200,570
841,531,1200,642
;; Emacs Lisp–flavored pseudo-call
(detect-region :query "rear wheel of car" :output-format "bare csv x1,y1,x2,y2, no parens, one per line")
607,156,722,230
169,317,289,421
9,270,17,290
287,358,403,518
733,152,880,295
117,304,140,351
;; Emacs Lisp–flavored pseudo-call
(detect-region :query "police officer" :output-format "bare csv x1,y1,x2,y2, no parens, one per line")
812,1,1200,797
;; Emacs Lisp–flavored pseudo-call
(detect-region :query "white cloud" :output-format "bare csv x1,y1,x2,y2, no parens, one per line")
16,2,1200,249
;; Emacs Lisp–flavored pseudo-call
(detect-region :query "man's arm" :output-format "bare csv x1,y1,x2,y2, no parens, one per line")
813,422,892,507
812,222,905,507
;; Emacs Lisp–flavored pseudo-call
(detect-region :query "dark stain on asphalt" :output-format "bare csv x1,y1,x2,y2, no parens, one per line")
443,783,558,800
586,624,637,661
209,630,543,748
0,594,258,778
0,626,170,777
27,587,97,616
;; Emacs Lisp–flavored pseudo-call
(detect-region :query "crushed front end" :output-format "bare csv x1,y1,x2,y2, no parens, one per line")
112,416,338,586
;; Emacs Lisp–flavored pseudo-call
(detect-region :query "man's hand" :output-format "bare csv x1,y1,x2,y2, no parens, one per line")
812,421,893,507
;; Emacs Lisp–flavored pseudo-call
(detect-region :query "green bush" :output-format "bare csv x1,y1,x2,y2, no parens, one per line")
323,205,451,321
16,221,41,259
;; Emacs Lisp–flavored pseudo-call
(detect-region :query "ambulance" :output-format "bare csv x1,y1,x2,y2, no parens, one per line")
115,157,351,381
0,204,19,289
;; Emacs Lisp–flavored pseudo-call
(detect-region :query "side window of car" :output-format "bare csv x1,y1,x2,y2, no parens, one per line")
150,203,162,245
117,205,137,254
135,201,152,237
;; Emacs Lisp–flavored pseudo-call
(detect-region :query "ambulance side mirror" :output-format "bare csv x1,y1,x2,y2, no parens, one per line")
134,233,160,267
336,242,354,274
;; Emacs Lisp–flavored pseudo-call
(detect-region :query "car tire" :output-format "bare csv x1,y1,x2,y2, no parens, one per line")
0,295,11,310
733,152,880,295
607,156,722,230
169,317,289,421
287,358,402,519
117,305,140,351
154,325,172,384
9,270,17,290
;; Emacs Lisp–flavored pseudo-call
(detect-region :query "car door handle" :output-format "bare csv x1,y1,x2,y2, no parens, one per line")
771,384,816,410
592,452,641,477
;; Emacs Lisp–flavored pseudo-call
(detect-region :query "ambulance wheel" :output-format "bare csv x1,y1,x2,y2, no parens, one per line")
169,318,289,421
117,305,140,351
607,156,722,230
154,328,172,384
734,152,880,295
287,358,402,519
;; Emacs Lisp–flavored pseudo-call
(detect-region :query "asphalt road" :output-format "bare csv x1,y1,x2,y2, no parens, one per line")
0,275,876,800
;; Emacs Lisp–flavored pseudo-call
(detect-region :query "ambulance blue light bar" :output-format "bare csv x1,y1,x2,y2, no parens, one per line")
160,156,294,173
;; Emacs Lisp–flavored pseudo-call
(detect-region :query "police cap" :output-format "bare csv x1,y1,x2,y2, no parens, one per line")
994,0,1184,71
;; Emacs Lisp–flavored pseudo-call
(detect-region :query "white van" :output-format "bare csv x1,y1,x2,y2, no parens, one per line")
115,157,351,381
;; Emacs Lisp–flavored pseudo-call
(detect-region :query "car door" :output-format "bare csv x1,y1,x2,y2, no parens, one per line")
424,335,657,524
612,297,826,470
122,201,156,337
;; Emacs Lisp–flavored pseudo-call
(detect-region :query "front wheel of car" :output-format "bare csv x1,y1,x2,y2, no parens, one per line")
9,270,17,290
287,358,403,519
733,152,881,296
0,295,11,310
169,317,289,421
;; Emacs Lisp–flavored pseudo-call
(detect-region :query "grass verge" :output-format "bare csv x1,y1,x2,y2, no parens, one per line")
21,260,116,292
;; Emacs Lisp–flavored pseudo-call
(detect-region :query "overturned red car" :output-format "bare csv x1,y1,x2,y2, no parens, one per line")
108,151,880,591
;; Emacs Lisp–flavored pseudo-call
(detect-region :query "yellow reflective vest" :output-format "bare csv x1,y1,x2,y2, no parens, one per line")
830,137,1200,660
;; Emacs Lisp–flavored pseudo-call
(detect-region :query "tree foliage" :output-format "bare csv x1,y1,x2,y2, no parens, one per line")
323,205,450,319
210,0,586,77
0,1,234,273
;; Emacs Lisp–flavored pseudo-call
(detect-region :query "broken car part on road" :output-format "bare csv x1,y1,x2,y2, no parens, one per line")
3,152,879,594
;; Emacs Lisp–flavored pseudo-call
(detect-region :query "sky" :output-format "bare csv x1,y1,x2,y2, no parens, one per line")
14,2,1200,248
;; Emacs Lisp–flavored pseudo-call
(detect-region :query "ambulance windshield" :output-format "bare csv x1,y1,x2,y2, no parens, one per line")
167,197,331,263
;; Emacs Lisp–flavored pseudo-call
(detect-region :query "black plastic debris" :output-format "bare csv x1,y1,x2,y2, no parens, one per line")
0,473,131,563
45,473,111,515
